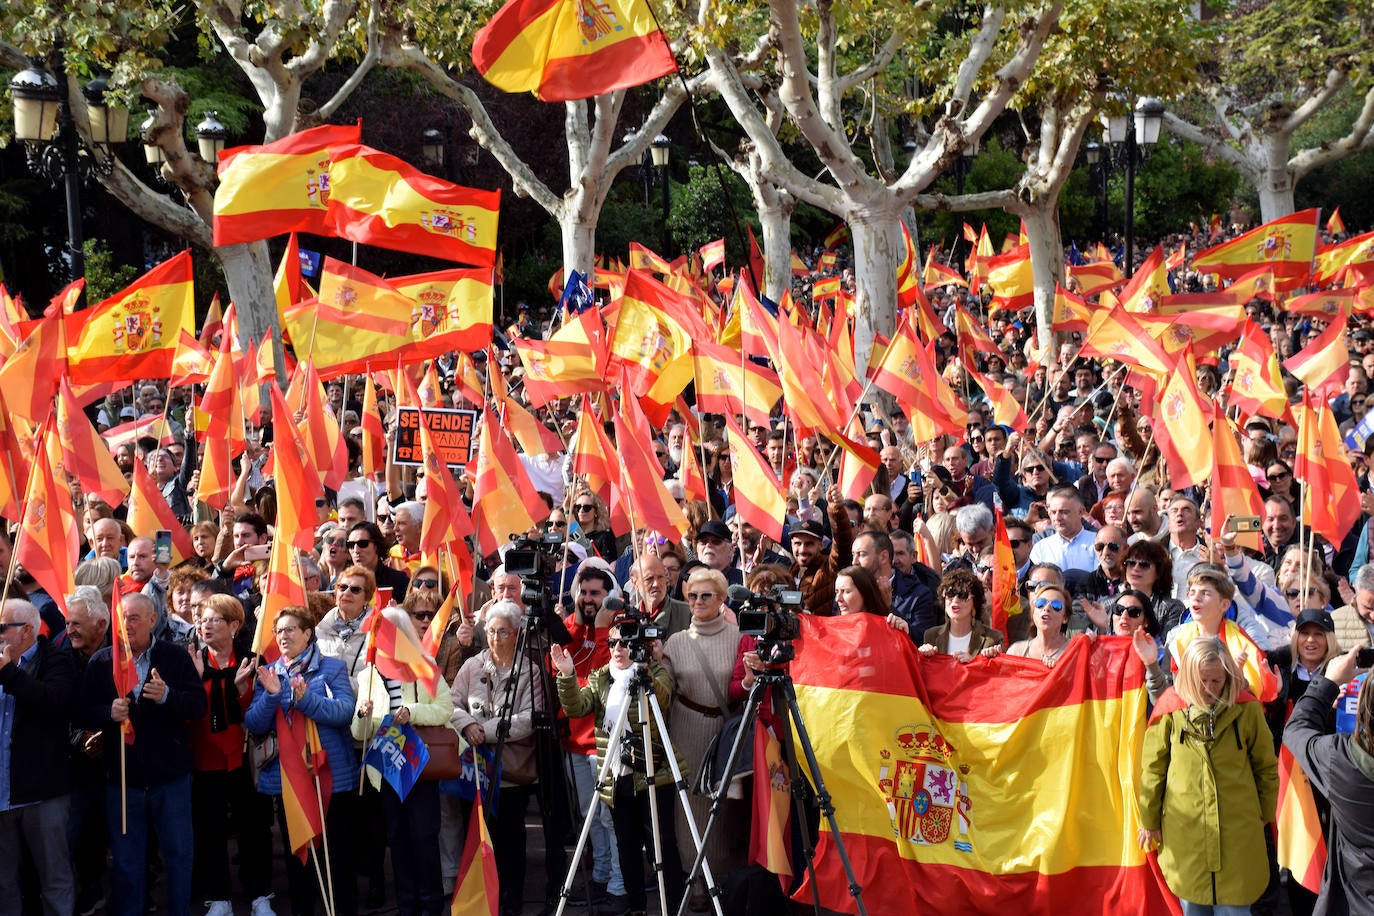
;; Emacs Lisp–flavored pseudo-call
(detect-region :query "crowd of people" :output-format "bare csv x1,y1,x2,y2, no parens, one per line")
3,222,1374,916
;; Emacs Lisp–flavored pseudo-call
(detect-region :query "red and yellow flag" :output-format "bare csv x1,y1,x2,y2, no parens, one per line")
1192,209,1320,281
1312,229,1374,283
692,339,782,427
55,378,128,509
1326,207,1346,236
1080,306,1173,378
1064,260,1123,297
611,397,689,539
1227,321,1291,423
872,314,964,443
1209,416,1265,553
110,588,139,743
1150,348,1213,490
451,785,499,915
1118,245,1170,313
326,145,500,266
1293,394,1361,547
472,410,549,556
360,371,388,479
749,722,793,878
213,123,362,246
1283,310,1349,399
0,314,67,423
1276,745,1327,895
989,509,1021,644
471,0,677,102
16,424,79,618
724,415,786,542
790,617,1175,913
985,245,1034,313
276,707,332,862
364,607,443,699
1051,284,1094,333
126,459,195,564
284,258,417,376
699,238,726,274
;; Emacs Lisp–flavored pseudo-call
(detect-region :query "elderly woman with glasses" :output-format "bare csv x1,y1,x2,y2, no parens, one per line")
662,568,744,903
1006,583,1077,667
246,605,359,916
449,600,542,916
316,564,380,680
353,606,454,916
919,569,1002,662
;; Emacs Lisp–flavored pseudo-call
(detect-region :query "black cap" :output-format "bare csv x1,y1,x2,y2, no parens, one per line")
1294,608,1335,632
790,519,825,541
696,519,731,542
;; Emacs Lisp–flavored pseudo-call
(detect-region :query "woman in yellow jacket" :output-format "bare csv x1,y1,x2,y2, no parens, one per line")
353,606,455,916
1138,636,1278,916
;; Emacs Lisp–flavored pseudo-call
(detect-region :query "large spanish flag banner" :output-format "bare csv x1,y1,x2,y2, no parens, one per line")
66,250,194,386
390,268,495,357
1191,208,1319,282
284,258,417,376
326,145,500,267
471,0,677,103
789,615,1178,914
213,122,362,246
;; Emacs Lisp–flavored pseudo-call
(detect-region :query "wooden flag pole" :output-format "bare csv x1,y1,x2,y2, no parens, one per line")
311,757,337,916
309,843,335,916
119,726,128,835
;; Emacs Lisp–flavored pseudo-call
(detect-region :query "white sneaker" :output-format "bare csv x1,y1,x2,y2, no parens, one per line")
251,894,278,916
204,903,233,916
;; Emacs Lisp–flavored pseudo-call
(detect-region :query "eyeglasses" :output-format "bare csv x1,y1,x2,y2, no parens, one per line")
1007,538,1028,548
686,591,717,603
1267,470,1291,481
606,638,630,649
325,538,346,548
411,611,435,621
575,505,595,513
1033,598,1065,612
413,578,439,589
1094,542,1124,552
1124,559,1155,570
1114,604,1145,618
488,628,514,639
1092,455,1112,464
347,539,373,550
335,584,365,595
969,435,983,443
1283,587,1321,599
974,564,994,574
943,589,974,600
1021,466,1046,475
274,625,301,636
376,514,392,522
548,520,568,529
0,621,28,631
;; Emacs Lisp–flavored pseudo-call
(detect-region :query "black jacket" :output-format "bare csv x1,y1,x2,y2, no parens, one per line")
373,562,411,602
82,638,207,787
1283,676,1374,915
0,637,79,804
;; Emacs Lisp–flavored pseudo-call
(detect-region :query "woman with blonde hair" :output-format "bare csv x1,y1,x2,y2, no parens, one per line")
1139,637,1278,915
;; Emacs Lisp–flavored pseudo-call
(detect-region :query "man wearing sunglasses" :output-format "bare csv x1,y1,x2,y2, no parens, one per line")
1080,525,1130,609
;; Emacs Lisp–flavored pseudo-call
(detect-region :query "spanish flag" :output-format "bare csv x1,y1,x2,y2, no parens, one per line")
989,509,1021,643
724,414,786,542
472,0,677,102
1312,229,1374,284
984,245,1034,313
1118,245,1170,313
1209,416,1265,553
1150,347,1213,490
127,458,195,564
871,314,963,443
452,785,499,915
750,722,793,879
276,707,332,863
15,424,79,620
391,267,496,357
1227,321,1290,423
790,616,1175,913
1051,284,1094,333
922,254,967,290
213,122,362,246
514,311,609,406
1276,745,1327,894
66,250,194,386
693,339,782,427
699,237,726,274
363,607,443,699
1293,394,1362,547
284,258,417,376
1064,260,1123,297
1326,207,1345,236
1283,310,1349,398
326,145,500,267
1191,209,1320,281
611,397,689,539
472,410,549,556
54,377,128,510
1283,288,1354,319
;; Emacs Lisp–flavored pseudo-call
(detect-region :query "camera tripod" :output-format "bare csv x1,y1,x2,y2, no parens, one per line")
555,658,722,916
675,660,869,916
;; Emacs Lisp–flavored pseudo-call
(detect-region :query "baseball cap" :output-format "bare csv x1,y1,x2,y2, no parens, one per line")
1294,608,1335,632
696,519,731,542
790,519,825,542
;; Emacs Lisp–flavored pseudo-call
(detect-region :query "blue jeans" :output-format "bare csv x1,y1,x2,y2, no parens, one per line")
568,751,625,896
1180,902,1251,916
106,774,193,916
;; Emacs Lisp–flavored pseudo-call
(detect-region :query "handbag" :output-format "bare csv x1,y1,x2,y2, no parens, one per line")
691,712,753,798
414,725,462,782
246,731,278,789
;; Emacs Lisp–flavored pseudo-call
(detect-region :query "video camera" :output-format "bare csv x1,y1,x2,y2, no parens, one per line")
505,531,567,611
729,583,803,664
606,599,663,665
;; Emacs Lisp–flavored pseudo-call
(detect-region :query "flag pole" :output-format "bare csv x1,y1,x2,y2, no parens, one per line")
359,632,379,796
310,738,337,916
119,724,128,834
309,844,335,916
812,376,879,488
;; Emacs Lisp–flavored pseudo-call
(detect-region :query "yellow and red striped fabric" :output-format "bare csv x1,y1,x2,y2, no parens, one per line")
724,414,786,542
451,786,499,915
16,423,79,620
472,410,549,556
55,377,128,510
1283,310,1349,398
213,123,362,245
392,267,495,357
472,0,677,102
284,258,417,377
789,616,1177,914
326,145,500,266
365,608,443,699
1312,229,1374,283
127,459,194,565
1226,321,1290,423
1192,209,1320,281
277,708,331,863
1276,745,1327,894
692,339,782,427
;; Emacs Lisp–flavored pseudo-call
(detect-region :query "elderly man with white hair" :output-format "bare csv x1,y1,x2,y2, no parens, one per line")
387,499,426,573
0,599,80,916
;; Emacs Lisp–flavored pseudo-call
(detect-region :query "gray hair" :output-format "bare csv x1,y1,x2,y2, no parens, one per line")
2,599,38,628
66,586,109,625
394,500,425,524
485,599,523,631
954,503,995,538
1354,563,1374,596
1105,457,1136,478
296,554,322,581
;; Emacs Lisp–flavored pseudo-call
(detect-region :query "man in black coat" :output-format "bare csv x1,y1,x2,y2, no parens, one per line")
82,592,206,916
0,599,80,915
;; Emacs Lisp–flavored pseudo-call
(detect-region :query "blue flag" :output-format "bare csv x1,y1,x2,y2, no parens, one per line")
559,269,594,315
362,715,431,802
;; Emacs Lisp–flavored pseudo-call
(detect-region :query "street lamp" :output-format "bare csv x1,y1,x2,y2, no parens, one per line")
140,109,166,167
1083,140,1109,243
8,51,129,291
1102,96,1164,277
953,135,979,195
651,134,670,253
195,110,227,163
421,127,445,171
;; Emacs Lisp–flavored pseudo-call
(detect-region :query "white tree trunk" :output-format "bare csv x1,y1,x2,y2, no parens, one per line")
849,210,904,382
1254,131,1297,222
755,186,794,304
1018,203,1063,346
560,209,597,282
218,241,285,370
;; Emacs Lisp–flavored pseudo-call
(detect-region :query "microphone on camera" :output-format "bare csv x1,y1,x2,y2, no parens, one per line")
727,584,755,604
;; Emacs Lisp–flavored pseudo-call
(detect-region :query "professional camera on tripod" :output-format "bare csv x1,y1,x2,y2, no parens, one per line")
504,531,568,617
730,583,803,664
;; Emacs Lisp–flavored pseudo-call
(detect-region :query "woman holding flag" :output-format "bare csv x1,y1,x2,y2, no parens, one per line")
353,605,454,916
246,606,359,916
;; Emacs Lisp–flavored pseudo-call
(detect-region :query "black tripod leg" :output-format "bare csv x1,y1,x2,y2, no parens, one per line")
771,685,825,916
778,678,870,916
672,676,768,916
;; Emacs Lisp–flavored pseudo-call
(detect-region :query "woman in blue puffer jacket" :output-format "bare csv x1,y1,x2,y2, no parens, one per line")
246,605,359,916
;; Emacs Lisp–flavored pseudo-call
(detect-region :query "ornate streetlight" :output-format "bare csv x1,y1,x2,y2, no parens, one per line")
1102,96,1164,277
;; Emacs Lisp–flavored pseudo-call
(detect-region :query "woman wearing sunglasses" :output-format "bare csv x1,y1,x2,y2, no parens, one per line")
918,569,1002,663
1122,539,1187,635
316,565,379,681
551,620,686,916
353,605,454,916
1006,583,1075,667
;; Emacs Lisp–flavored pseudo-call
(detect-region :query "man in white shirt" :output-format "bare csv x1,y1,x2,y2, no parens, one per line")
1029,486,1098,587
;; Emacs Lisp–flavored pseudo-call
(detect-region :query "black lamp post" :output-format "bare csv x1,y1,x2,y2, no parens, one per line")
651,134,670,253
8,50,128,292
1102,96,1164,278
953,136,979,195
1084,140,1108,243
421,126,446,175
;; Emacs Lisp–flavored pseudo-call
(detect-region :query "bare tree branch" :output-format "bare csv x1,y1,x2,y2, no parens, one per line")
317,1,379,119
1282,64,1351,135
1161,110,1255,175
1291,84,1374,178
